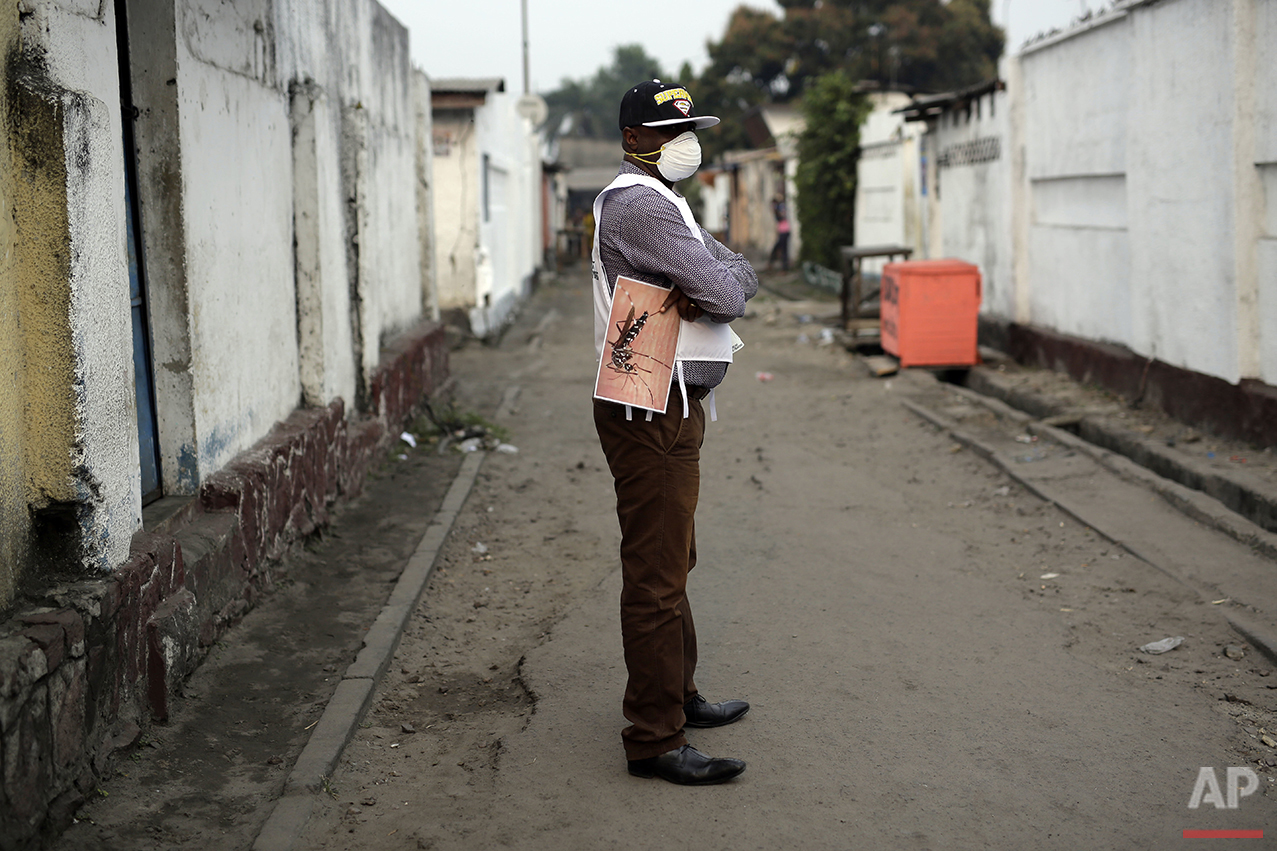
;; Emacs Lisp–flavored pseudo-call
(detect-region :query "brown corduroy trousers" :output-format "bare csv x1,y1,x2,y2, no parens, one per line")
593,394,705,760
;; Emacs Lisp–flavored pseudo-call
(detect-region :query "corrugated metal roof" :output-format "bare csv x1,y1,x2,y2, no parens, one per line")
894,79,1004,122
430,77,506,93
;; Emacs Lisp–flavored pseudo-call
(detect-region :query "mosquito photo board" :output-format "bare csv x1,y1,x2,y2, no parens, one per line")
594,276,681,414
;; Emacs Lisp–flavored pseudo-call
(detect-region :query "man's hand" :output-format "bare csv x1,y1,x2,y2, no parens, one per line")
658,286,704,322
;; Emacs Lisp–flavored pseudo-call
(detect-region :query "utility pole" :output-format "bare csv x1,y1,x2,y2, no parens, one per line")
521,0,530,95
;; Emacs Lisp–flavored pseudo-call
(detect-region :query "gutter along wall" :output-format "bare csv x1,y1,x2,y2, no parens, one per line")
0,0,450,846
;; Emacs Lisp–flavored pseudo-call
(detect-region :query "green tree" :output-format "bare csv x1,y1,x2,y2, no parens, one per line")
793,70,871,268
695,0,1003,124
541,45,668,140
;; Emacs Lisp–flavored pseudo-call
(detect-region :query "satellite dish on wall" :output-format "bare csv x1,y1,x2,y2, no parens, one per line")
518,94,548,126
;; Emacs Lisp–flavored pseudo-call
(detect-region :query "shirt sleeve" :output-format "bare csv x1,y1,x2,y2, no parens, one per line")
613,191,757,323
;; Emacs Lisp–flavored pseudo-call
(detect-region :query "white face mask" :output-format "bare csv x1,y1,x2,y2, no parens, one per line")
632,130,702,181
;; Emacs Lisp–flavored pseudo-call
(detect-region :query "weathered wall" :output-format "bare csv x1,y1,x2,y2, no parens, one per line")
336,2,422,388
432,105,480,314
174,0,303,478
0,2,22,607
129,0,425,486
0,0,141,609
855,91,925,275
431,83,542,339
470,86,539,338
1019,13,1131,345
413,69,439,322
929,88,1012,320
723,148,785,255
1247,0,1276,383
1125,1,1241,382
925,0,1274,390
290,79,357,409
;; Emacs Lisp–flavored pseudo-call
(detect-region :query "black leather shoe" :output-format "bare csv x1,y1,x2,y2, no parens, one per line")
683,694,750,728
628,744,746,785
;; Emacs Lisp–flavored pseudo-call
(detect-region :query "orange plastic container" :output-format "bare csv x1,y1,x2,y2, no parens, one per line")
880,259,982,367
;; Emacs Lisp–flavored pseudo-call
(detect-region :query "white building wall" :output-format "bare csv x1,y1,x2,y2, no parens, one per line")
1125,1,1239,382
924,0,1273,388
414,70,440,322
1259,1,1277,384
930,92,1013,320
432,108,481,312
432,83,542,339
2,0,433,587
472,88,537,337
25,0,141,571
344,4,421,373
175,23,301,472
1021,12,1131,346
169,0,423,477
855,91,925,276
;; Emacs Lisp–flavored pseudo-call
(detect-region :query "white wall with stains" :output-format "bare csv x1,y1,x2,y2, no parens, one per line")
171,0,424,476
855,91,927,274
923,0,1275,388
927,88,1013,321
18,0,141,577
2,0,433,597
430,81,543,340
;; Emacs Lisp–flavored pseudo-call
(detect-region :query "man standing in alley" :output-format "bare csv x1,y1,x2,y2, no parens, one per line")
590,80,758,785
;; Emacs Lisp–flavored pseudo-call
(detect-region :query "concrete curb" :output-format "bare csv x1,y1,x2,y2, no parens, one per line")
899,397,1277,666
964,367,1277,539
941,378,1277,562
251,449,486,851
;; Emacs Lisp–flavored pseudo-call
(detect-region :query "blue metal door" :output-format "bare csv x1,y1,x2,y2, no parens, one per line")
118,0,161,503
125,175,161,502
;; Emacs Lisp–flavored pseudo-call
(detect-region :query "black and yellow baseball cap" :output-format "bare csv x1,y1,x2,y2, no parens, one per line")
618,80,720,131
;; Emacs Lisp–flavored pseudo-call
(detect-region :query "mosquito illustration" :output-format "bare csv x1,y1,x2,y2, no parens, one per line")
604,287,672,407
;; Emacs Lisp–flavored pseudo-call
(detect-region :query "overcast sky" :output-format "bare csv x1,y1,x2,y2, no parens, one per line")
377,0,1109,95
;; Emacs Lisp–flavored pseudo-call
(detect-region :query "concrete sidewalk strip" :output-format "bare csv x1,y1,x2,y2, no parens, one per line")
964,366,1277,536
943,377,1277,560
283,677,376,795
252,449,486,851
252,796,316,851
901,395,1277,666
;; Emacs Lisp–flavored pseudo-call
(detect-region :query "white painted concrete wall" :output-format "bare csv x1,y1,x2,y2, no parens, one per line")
1258,1,1277,383
24,0,141,572
921,0,1275,388
432,106,482,314
927,88,1013,320
414,70,440,322
177,4,302,471
471,86,540,338
169,0,424,476
855,91,926,276
432,82,543,339
1020,12,1131,346
7,0,434,587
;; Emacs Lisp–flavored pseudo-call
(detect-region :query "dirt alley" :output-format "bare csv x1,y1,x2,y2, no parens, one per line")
60,265,1277,850
301,267,1277,850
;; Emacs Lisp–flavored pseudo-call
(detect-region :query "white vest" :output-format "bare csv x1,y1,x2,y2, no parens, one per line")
592,172,741,419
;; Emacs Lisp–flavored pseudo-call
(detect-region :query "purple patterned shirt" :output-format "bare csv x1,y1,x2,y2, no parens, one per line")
597,162,758,389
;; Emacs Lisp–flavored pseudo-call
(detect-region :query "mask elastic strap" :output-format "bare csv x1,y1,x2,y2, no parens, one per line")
676,361,690,419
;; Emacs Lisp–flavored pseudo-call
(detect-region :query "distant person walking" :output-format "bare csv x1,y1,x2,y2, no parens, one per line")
768,193,790,272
